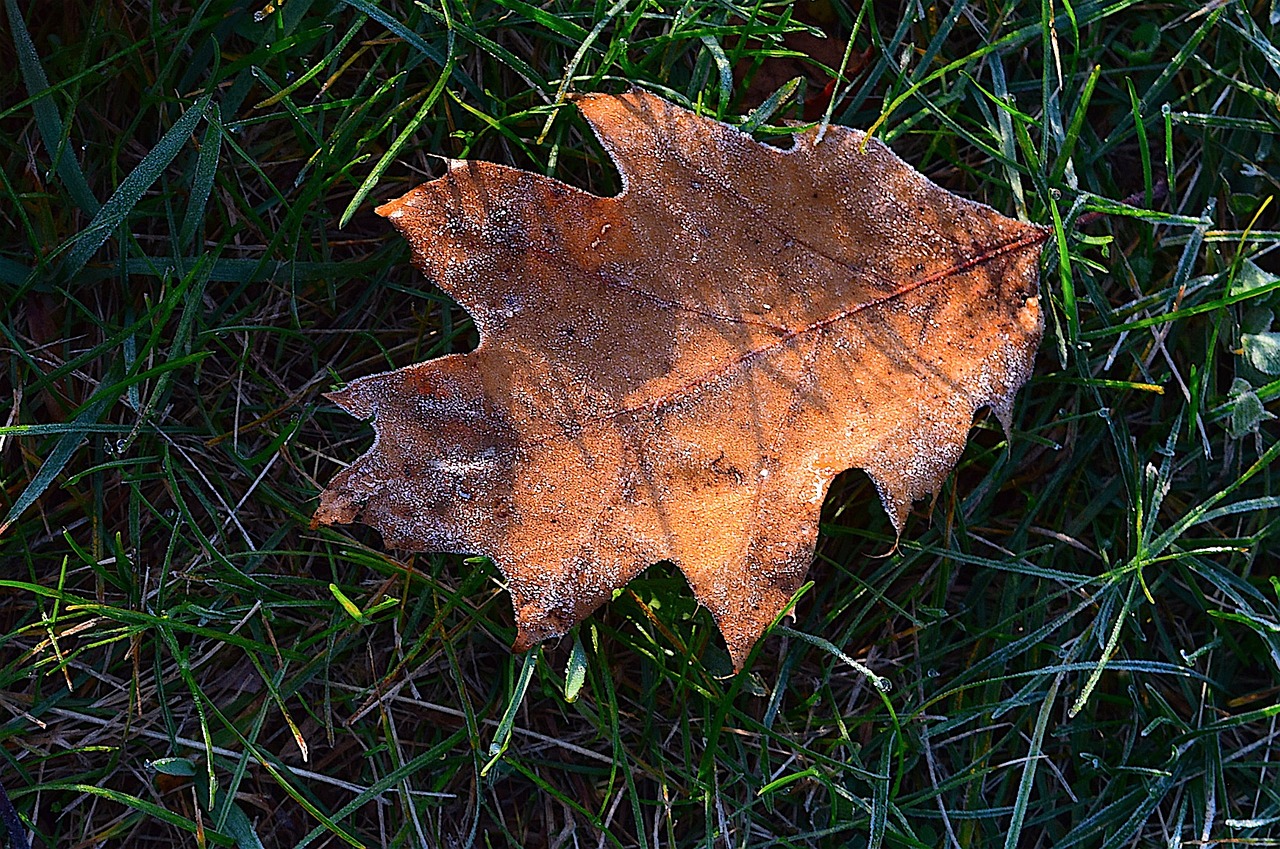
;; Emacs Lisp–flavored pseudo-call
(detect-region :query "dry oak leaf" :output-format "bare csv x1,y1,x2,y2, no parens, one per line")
315,89,1048,670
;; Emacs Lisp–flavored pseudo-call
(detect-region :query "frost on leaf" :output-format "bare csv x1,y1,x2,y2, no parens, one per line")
314,90,1047,670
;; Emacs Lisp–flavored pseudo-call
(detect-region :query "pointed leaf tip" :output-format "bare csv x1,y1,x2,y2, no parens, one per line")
323,385,373,419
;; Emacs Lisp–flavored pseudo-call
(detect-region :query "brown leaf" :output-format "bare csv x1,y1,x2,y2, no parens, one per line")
315,90,1047,670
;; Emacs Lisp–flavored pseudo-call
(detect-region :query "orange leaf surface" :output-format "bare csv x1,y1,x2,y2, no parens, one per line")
315,90,1048,669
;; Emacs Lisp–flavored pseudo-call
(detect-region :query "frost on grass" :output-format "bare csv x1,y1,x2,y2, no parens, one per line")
314,90,1048,669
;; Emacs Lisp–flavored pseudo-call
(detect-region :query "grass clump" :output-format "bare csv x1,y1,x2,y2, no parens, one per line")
2,0,1279,846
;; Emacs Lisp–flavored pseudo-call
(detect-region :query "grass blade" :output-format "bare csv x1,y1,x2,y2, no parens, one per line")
57,95,212,283
4,0,99,214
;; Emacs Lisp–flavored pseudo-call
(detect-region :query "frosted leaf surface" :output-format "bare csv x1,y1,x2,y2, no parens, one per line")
314,89,1048,670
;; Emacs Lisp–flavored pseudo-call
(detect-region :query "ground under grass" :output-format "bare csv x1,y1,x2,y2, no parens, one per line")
2,0,1279,846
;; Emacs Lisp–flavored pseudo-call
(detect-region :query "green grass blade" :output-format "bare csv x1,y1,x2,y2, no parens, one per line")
0,392,115,535
481,648,541,777
339,59,454,227
177,103,222,251
56,95,211,283
4,0,100,214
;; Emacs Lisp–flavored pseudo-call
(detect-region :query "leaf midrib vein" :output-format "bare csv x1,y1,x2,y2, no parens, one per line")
504,228,1047,448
